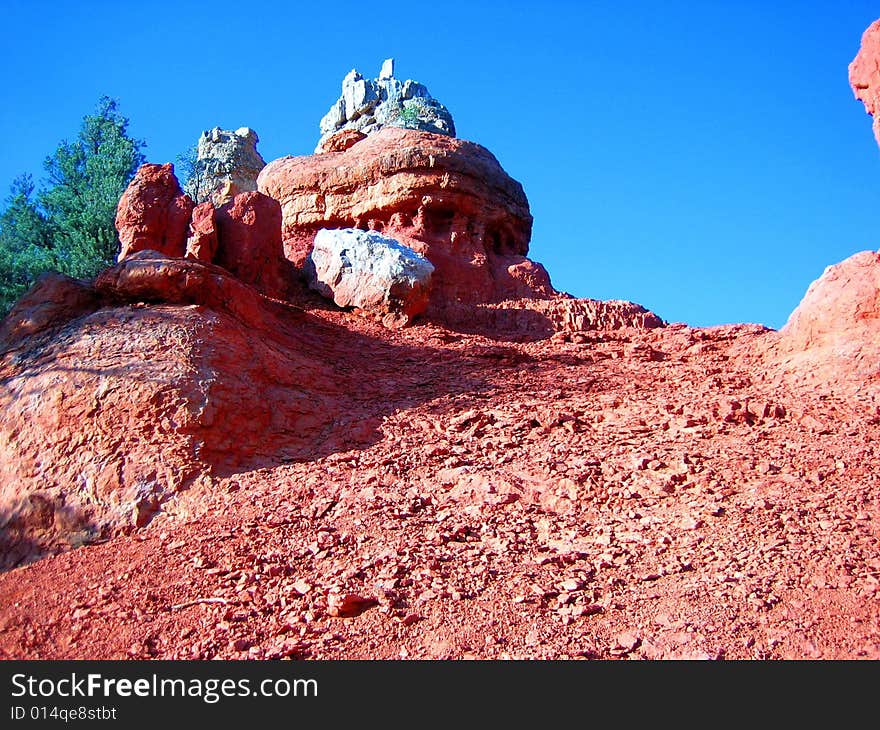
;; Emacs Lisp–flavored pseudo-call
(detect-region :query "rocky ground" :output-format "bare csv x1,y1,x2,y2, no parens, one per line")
1,301,877,660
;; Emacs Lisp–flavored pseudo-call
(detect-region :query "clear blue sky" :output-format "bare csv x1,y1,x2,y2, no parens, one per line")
1,0,878,328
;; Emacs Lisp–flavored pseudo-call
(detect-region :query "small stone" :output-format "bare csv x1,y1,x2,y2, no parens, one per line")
326,591,377,618
614,632,641,652
291,579,311,596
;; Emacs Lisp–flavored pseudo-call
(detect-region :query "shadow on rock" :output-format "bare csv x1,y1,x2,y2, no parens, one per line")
0,498,101,571
0,255,491,567
428,303,556,343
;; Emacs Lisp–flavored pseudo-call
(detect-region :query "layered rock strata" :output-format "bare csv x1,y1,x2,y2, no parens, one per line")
0,252,360,567
259,127,550,309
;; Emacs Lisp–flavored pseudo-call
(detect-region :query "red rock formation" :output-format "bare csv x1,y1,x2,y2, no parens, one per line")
115,163,194,260
214,192,288,298
3,301,879,658
771,250,880,381
849,19,880,148
437,296,664,340
0,252,371,568
0,273,99,344
258,127,551,309
3,43,880,664
185,201,218,262
318,129,367,153
116,168,288,299
255,128,661,332
112,143,656,334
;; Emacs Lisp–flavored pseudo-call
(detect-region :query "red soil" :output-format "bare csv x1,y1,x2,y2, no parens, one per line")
1,295,877,660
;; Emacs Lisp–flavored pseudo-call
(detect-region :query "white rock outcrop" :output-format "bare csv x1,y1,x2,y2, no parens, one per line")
316,59,455,152
306,228,434,327
185,127,266,205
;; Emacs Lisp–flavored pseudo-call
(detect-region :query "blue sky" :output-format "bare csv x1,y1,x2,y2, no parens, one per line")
1,0,878,328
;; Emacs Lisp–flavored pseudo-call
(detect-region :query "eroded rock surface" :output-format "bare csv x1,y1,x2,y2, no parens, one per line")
185,127,266,205
117,165,288,299
259,127,542,306
115,163,193,260
768,250,880,382
5,40,880,664
0,253,395,568
1,306,878,659
214,192,287,299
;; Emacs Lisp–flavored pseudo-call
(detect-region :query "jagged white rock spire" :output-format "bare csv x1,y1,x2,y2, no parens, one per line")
316,61,456,152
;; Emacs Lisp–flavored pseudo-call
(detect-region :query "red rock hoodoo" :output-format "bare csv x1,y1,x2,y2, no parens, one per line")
258,127,550,308
185,201,218,262
257,127,663,333
214,191,287,299
115,163,194,260
116,165,289,299
850,18,880,148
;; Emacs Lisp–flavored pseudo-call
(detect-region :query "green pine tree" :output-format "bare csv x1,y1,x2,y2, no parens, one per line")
0,175,54,311
0,96,145,314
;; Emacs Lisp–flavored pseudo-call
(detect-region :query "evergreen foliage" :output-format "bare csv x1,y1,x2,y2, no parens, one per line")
0,97,145,314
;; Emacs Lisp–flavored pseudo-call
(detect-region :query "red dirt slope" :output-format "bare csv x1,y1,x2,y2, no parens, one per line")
1,291,877,659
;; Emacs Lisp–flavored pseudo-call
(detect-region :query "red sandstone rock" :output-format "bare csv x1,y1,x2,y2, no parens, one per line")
257,127,546,309
215,191,288,298
2,37,879,664
496,257,555,300
0,273,100,346
2,305,877,658
543,297,665,332
849,19,880,148
95,250,276,326
185,201,218,262
771,250,880,381
318,129,367,153
256,128,661,332
326,591,377,618
437,296,664,341
0,253,350,568
115,163,194,260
